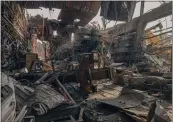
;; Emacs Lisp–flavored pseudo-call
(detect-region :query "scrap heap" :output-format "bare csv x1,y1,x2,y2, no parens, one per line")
1,1,172,122
2,1,29,72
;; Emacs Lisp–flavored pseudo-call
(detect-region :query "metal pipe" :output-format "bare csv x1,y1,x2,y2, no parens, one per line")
55,75,76,105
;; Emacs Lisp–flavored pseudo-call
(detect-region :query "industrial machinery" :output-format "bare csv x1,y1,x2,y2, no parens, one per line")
111,35,136,64
70,28,112,93
73,27,99,61
51,27,113,94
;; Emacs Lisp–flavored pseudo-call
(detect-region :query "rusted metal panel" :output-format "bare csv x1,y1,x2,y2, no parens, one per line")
90,68,112,81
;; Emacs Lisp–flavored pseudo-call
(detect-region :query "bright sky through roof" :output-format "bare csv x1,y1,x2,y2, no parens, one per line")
27,2,172,30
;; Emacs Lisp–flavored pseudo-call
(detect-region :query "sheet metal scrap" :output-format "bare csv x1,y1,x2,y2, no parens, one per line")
147,101,172,122
99,87,148,109
81,99,136,122
31,84,68,115
2,72,33,122
1,72,16,122
33,72,76,105
99,87,156,122
14,82,34,110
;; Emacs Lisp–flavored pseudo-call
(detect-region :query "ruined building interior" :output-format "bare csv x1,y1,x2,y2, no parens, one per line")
1,1,172,122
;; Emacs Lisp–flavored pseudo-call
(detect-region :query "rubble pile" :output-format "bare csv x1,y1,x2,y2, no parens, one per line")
31,84,68,115
2,61,172,122
1,1,172,122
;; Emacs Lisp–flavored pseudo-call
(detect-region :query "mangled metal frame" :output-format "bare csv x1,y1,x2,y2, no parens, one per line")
1,73,31,122
1,73,17,122
108,2,172,60
59,68,113,84
108,2,172,37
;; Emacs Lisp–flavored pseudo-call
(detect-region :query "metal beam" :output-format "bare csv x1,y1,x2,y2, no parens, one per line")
134,2,172,60
138,2,172,23
108,2,172,36
140,1,145,16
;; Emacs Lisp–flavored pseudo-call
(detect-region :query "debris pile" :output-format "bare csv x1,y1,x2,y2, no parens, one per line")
2,1,28,72
1,1,172,122
2,61,172,122
31,84,67,115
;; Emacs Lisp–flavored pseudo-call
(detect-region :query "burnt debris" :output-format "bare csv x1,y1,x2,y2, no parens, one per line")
1,1,172,122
